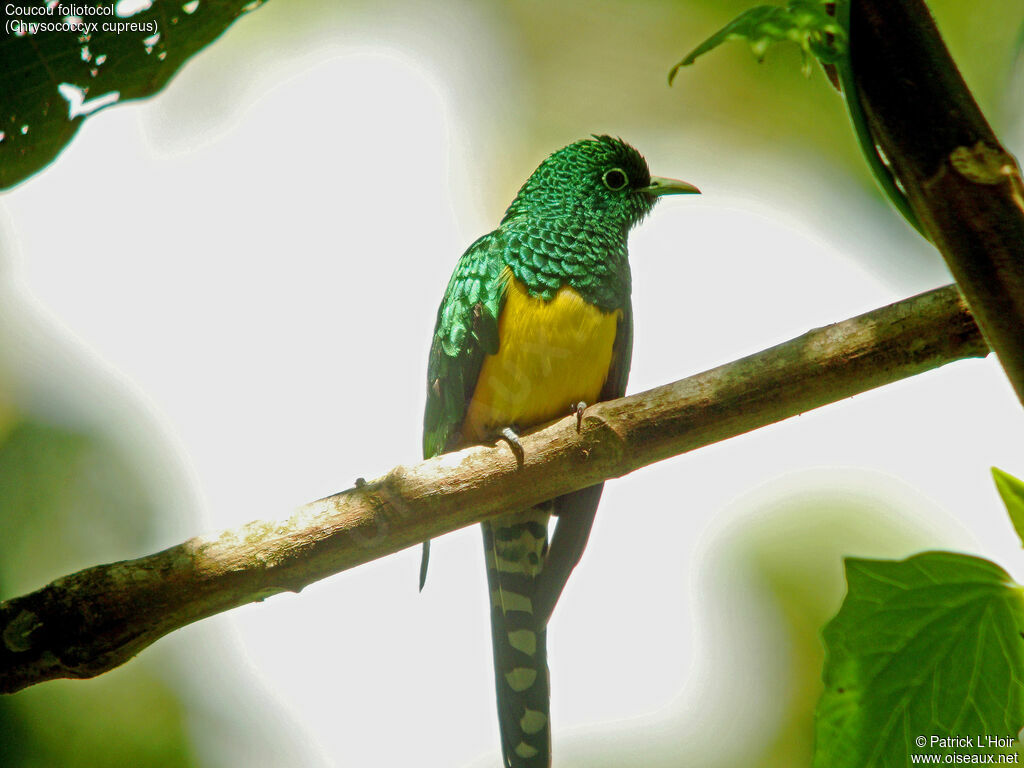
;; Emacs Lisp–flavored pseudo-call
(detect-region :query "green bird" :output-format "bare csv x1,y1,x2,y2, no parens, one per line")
422,136,698,767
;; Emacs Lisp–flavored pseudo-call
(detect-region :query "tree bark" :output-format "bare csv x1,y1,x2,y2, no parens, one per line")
0,283,988,694
850,0,1024,405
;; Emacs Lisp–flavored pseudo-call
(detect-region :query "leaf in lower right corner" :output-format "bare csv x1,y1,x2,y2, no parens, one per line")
993,467,1024,547
814,551,1024,768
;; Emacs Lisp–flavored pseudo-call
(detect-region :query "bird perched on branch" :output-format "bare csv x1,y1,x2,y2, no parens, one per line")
422,135,698,767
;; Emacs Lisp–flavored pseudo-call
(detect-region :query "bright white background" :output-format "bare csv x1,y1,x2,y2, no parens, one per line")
2,1,1023,765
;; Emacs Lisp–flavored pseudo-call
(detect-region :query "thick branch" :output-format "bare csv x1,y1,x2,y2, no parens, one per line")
0,284,987,693
850,0,1024,405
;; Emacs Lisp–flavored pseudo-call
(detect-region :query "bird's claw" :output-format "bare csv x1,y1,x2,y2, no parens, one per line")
574,401,588,432
499,426,525,465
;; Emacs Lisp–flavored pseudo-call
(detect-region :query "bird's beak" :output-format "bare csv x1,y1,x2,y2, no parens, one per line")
641,176,701,196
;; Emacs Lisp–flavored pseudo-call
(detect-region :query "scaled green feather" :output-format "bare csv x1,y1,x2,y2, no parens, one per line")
423,233,506,459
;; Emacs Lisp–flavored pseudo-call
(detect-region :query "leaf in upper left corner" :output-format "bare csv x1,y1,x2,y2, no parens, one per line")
0,0,270,190
993,467,1024,547
669,0,846,84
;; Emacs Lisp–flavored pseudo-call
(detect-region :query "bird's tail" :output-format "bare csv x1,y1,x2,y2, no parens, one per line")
482,508,552,768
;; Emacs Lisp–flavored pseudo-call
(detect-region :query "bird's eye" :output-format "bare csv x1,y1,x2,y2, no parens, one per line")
602,168,628,191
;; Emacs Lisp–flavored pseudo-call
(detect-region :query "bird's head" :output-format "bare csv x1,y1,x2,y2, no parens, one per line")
502,135,699,231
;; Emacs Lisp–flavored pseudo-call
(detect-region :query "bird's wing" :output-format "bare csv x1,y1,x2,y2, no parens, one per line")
533,300,633,627
599,299,634,405
420,231,508,588
423,230,507,459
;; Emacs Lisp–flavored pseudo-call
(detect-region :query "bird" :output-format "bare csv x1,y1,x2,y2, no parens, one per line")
421,135,698,767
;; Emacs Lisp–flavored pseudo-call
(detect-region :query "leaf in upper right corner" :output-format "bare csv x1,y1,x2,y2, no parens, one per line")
669,0,846,84
993,467,1024,547
814,551,1024,768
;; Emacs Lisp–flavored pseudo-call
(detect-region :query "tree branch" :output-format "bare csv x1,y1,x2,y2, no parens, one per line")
0,284,987,694
849,0,1024,405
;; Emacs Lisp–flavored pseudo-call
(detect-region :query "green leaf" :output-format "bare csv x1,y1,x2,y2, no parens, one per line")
815,551,1024,768
993,467,1024,547
671,0,927,240
668,0,845,84
0,0,268,190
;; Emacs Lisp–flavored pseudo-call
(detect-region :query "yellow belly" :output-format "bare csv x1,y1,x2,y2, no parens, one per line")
462,275,620,443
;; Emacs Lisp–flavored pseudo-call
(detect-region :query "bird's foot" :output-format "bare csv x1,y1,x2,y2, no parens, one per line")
573,401,588,433
497,425,525,465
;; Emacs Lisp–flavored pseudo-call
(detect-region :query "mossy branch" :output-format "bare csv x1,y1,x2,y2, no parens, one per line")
0,283,987,694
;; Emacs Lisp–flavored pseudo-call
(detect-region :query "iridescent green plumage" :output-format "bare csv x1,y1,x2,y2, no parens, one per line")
422,136,697,768
424,137,658,458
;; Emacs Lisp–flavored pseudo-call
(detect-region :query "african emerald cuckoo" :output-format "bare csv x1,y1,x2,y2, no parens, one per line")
422,136,698,767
